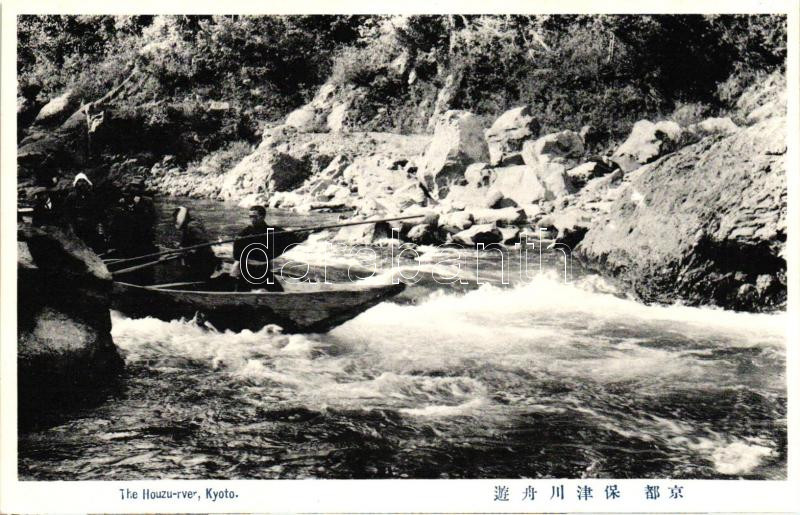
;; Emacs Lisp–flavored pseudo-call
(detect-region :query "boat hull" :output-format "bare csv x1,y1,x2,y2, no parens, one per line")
111,280,404,333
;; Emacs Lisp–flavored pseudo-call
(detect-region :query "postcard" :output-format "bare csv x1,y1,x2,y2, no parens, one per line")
2,1,798,513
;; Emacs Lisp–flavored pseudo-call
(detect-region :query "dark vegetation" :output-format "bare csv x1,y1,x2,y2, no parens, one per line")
18,14,786,165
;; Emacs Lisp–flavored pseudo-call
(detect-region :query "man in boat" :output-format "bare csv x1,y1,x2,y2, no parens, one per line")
230,205,307,291
62,172,106,252
173,206,221,282
29,187,59,227
106,179,160,283
110,179,158,258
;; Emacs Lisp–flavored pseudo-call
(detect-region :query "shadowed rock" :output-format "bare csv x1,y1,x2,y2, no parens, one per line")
577,116,786,312
18,225,123,429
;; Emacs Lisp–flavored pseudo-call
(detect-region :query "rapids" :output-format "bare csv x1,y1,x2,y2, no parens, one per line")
18,199,786,480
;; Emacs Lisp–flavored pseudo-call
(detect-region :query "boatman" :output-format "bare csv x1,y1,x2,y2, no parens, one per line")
173,206,220,282
231,205,307,290
125,178,158,256
63,172,106,252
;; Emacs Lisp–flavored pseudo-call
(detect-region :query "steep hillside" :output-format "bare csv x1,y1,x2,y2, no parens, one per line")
17,14,786,187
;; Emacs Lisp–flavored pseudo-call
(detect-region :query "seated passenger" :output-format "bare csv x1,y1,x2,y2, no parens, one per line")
172,206,220,282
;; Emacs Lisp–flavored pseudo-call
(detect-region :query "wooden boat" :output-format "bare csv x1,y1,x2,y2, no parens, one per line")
111,278,404,333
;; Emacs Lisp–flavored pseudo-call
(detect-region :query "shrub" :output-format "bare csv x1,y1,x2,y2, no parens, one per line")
669,102,713,127
185,140,253,176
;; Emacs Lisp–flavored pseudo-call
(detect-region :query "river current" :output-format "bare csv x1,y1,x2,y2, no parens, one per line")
18,199,787,480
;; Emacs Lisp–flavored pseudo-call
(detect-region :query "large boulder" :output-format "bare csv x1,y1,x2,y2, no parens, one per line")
333,220,393,244
219,150,312,200
577,116,786,312
521,130,584,167
490,164,574,205
489,165,548,205
485,106,540,166
417,110,489,199
18,225,123,426
452,223,503,247
538,208,592,249
612,120,684,172
405,223,438,245
566,159,619,190
469,207,527,227
438,211,474,232
33,89,81,127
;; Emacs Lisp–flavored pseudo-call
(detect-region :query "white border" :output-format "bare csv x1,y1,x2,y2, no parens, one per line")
2,1,798,513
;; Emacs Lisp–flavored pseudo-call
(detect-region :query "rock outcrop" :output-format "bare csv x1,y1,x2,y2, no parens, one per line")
576,116,786,312
18,225,124,426
612,119,684,172
521,129,584,167
205,127,430,203
735,70,787,125
417,110,489,199
566,159,618,190
484,106,540,166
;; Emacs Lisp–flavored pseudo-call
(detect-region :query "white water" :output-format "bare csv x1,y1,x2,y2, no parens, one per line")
102,271,786,479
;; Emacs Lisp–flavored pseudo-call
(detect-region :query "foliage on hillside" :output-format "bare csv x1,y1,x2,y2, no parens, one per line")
18,14,786,162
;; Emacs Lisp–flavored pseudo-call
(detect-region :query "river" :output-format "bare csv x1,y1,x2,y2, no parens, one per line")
18,199,787,480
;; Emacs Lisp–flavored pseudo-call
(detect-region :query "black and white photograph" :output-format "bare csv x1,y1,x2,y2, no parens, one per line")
1,3,798,513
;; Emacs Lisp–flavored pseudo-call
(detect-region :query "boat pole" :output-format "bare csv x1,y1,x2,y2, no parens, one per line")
105,214,426,268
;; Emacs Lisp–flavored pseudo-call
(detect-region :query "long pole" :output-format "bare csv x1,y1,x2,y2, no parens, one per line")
105,214,425,267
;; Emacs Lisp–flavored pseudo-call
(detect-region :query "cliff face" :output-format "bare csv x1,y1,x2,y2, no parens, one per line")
575,115,786,311
18,225,124,427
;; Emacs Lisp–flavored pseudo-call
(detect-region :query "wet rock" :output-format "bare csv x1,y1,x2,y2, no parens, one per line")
577,116,786,312
406,223,438,245
452,223,503,247
333,220,393,244
438,211,474,232
18,225,123,426
498,227,521,244
539,209,592,249
469,207,527,227
612,120,684,172
485,106,540,166
417,110,489,199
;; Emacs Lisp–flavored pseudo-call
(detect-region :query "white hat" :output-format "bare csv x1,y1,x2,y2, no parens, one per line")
174,206,188,228
72,172,93,187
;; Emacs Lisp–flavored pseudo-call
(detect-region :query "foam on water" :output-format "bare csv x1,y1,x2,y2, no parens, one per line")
104,267,785,479
22,202,787,480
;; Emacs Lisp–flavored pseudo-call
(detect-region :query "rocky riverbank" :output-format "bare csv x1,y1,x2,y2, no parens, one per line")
16,50,786,314
18,225,124,427
143,72,787,312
